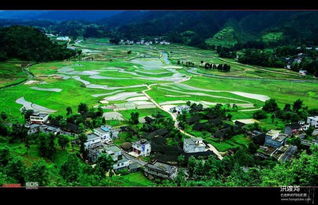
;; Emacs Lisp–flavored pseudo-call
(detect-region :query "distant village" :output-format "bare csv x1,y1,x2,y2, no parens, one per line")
284,46,318,76
118,38,170,46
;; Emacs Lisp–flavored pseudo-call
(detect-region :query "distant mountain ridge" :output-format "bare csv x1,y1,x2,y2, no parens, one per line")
0,10,123,22
101,11,318,47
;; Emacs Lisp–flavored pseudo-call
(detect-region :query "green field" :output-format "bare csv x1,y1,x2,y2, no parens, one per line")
1,38,318,155
0,61,28,88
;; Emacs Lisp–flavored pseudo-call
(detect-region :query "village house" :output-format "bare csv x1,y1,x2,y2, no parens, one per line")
284,123,302,136
183,137,207,153
247,130,265,145
84,133,102,149
131,139,151,157
264,130,288,148
169,105,190,114
275,145,298,163
90,125,119,144
112,155,131,171
26,123,76,136
29,112,49,124
255,145,277,159
299,69,308,76
26,124,41,135
87,144,131,171
144,161,178,180
307,116,318,128
93,126,112,142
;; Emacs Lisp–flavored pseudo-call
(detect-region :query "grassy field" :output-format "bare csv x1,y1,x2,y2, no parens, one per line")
183,75,318,109
0,61,28,88
105,172,155,186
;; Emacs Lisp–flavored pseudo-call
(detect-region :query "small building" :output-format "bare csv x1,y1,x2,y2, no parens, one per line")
84,133,102,149
132,139,151,157
113,155,131,171
169,105,190,114
30,112,49,124
265,130,288,148
183,137,207,153
38,125,61,135
144,161,178,180
277,145,298,162
27,124,41,135
255,145,277,159
128,162,142,172
247,130,265,145
299,70,308,76
87,144,125,165
93,126,111,142
284,123,302,136
103,145,122,161
307,116,318,128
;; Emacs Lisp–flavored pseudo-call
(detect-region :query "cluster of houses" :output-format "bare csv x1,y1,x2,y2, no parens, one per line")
24,111,76,136
119,38,170,46
56,36,71,41
251,116,318,162
86,137,179,179
24,108,318,181
283,49,318,76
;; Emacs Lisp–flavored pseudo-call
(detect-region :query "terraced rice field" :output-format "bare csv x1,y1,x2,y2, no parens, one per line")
1,38,317,152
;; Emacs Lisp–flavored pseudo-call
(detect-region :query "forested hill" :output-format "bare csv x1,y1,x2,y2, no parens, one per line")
103,11,318,47
0,26,78,62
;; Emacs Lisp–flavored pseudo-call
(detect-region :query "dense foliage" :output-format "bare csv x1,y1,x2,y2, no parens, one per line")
0,26,78,62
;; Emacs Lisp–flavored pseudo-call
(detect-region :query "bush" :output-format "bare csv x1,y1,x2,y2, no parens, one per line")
253,110,267,120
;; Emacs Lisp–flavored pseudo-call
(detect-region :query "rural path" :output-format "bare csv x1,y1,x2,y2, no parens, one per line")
142,82,224,160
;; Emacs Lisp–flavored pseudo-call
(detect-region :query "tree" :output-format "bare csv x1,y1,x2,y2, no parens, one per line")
60,155,81,183
293,99,303,112
78,103,88,114
6,157,25,183
0,111,7,121
66,107,72,115
0,122,9,137
262,99,279,113
95,154,114,177
25,160,49,186
271,114,275,123
78,134,88,159
22,109,34,121
38,133,56,160
253,110,267,120
283,104,292,112
0,146,10,166
58,135,69,150
130,112,139,125
10,123,28,142
306,126,315,137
